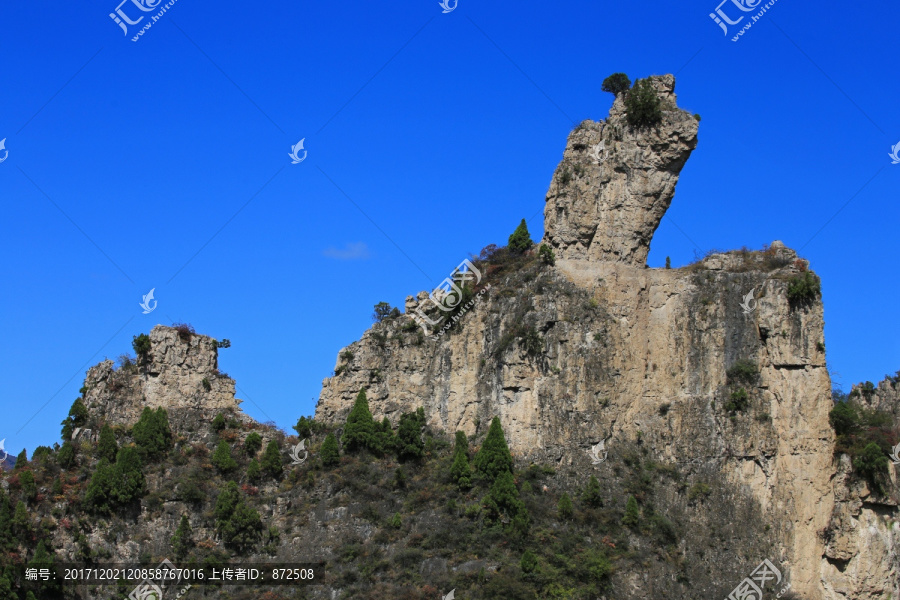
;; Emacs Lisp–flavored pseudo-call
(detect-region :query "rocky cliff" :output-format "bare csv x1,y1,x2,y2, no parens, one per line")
315,75,899,599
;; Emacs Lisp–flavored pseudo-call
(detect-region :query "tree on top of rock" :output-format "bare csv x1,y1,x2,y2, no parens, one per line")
508,219,534,255
60,398,89,441
601,72,631,96
343,389,376,453
473,417,513,482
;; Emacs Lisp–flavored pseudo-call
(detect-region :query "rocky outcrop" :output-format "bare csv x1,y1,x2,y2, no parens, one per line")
542,75,698,266
315,74,897,599
82,325,244,431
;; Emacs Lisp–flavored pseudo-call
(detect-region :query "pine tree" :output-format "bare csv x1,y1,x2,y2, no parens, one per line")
320,433,340,468
484,470,528,530
0,490,12,551
247,459,261,482
112,447,144,506
520,549,539,575
57,442,76,469
622,495,640,527
558,493,573,520
396,410,425,461
343,389,376,452
132,407,172,459
13,450,27,470
171,514,193,560
214,482,241,528
84,460,116,513
0,576,16,600
29,540,61,595
507,219,533,254
19,471,36,502
260,441,283,479
60,398,88,441
473,417,513,483
243,432,263,456
371,417,396,457
97,425,118,463
212,441,238,474
221,502,263,554
581,475,603,508
449,431,472,488
211,413,226,433
12,501,30,536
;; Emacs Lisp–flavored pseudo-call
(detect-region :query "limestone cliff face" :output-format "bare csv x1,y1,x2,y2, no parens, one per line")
315,74,898,599
542,75,698,266
82,325,244,431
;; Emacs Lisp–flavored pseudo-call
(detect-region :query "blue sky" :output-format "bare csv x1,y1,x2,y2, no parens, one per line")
1,0,897,454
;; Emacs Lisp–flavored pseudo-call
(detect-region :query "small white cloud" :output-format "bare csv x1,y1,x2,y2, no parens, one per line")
322,242,370,260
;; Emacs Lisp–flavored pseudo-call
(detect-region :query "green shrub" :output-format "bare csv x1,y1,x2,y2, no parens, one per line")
473,417,513,482
694,113,701,121
624,79,662,128
519,327,544,357
132,333,151,363
688,482,711,501
581,475,603,508
321,433,340,468
558,493,574,520
132,407,172,459
665,256,671,269
829,402,857,436
85,448,145,513
212,441,238,474
601,72,631,95
727,360,759,385
786,271,820,307
520,549,539,575
58,442,76,469
19,470,37,502
220,499,263,554
243,432,263,456
853,442,890,492
396,409,425,462
293,416,323,439
726,388,749,413
201,377,212,392
260,441,283,479
389,512,402,529
212,413,226,432
508,219,533,255
539,244,555,266
340,350,354,361
622,495,640,527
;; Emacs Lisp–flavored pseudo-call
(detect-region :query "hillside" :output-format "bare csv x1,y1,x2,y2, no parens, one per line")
0,74,897,600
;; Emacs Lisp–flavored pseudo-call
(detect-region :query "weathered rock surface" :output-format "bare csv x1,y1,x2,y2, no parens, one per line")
83,325,244,431
542,75,698,266
315,75,898,599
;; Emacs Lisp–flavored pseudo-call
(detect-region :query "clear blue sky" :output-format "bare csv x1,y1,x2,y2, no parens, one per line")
2,0,897,454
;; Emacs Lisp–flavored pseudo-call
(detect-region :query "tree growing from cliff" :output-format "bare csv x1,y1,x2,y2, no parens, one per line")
343,389,377,453
0,491,11,551
19,471,36,502
293,416,323,439
581,475,603,508
484,470,529,533
601,72,631,96
558,493,574,520
132,333,151,364
60,398,89,441
473,417,513,483
508,219,533,254
320,433,340,468
85,447,145,514
449,431,472,489
13,450,27,471
261,441,283,479
853,442,890,493
214,482,263,553
97,425,118,463
624,78,663,129
372,302,394,323
132,407,172,460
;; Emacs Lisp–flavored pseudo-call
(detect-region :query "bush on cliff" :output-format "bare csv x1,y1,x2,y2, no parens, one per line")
473,417,513,483
624,78,662,129
132,407,172,459
601,72,631,96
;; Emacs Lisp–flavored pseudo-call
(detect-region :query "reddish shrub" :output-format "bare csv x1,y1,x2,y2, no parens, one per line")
171,322,196,341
